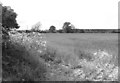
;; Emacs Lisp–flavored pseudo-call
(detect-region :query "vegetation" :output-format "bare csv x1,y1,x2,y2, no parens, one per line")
1,4,119,82
31,22,41,32
2,32,48,81
2,32,118,81
1,3,19,43
2,40,46,81
16,29,120,33
62,22,75,33
49,25,56,33
2,4,19,31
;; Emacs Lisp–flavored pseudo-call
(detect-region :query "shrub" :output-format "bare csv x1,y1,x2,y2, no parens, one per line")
2,27,9,40
2,39,47,81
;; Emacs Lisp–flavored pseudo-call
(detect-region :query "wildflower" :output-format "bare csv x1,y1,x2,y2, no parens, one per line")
37,50,42,53
107,66,118,80
73,69,84,77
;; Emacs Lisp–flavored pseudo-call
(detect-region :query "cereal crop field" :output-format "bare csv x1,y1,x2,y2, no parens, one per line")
45,33,118,58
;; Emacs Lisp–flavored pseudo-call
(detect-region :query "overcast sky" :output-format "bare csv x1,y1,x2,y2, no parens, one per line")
1,0,119,30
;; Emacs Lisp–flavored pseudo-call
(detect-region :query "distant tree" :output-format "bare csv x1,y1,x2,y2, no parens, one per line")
57,29,63,33
49,25,56,33
62,22,70,33
73,29,84,33
2,5,19,31
62,22,75,33
31,22,41,32
111,29,118,33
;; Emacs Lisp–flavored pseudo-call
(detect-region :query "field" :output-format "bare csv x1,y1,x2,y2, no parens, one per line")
2,32,119,81
45,33,118,58
45,33,118,81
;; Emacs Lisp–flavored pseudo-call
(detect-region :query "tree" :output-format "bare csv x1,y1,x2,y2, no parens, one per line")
49,25,56,33
31,21,41,32
1,4,19,40
62,22,75,33
2,5,19,30
57,29,63,33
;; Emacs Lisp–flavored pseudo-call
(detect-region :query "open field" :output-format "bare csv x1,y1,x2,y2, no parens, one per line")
2,32,119,81
45,33,118,58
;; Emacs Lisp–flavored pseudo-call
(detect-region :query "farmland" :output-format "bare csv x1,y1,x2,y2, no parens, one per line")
45,33,118,57
2,32,119,81
1,1,119,81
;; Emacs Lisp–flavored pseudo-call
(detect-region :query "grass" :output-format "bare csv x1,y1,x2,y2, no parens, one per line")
45,33,118,64
2,32,119,81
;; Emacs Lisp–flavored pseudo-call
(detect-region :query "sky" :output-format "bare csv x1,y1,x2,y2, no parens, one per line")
0,0,119,30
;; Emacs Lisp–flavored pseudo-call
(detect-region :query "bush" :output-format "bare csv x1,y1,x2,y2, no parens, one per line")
2,39,47,81
2,27,9,40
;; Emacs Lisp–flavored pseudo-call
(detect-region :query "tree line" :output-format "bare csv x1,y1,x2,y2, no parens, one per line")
24,22,120,33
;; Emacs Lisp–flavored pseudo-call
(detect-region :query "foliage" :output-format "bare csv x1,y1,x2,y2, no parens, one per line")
55,29,120,33
56,29,63,33
2,32,48,81
72,49,118,81
2,40,47,81
2,31,118,81
2,5,19,30
1,4,19,43
2,26,9,40
49,25,56,33
62,22,75,33
31,22,41,32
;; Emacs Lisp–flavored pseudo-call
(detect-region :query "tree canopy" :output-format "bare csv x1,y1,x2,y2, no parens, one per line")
49,25,56,33
2,5,19,30
31,22,41,31
62,22,75,33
